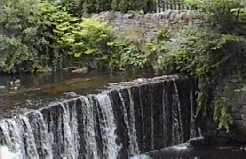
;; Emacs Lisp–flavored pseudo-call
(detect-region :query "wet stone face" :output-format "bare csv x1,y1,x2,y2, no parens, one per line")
0,75,197,158
132,144,246,159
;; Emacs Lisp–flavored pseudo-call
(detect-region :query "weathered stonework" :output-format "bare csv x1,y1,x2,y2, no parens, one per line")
215,73,246,137
92,10,204,42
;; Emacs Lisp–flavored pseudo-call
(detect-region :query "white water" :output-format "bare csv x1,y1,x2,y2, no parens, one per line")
79,96,99,159
0,78,195,159
126,89,140,155
0,146,17,159
61,102,80,159
96,94,121,159
27,111,53,159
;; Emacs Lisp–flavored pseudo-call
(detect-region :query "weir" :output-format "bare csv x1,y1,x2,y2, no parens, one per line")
0,75,197,159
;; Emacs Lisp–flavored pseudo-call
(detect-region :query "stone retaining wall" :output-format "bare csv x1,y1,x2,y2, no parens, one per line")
93,10,204,42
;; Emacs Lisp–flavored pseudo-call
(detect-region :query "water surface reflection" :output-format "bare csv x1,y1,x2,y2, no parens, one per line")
0,71,153,118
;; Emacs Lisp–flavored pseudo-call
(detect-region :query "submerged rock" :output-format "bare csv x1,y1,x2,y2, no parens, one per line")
189,135,246,147
71,67,88,74
64,92,79,99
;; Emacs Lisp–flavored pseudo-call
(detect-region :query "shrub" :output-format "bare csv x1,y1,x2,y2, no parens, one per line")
185,0,245,32
150,26,246,131
0,0,80,73
0,35,34,73
213,97,233,132
39,1,80,70
0,0,42,73
108,39,149,70
55,18,114,69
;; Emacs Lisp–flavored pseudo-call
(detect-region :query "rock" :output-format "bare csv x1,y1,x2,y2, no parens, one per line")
71,67,88,74
0,85,6,89
14,79,21,84
189,137,208,147
189,135,246,147
64,92,79,99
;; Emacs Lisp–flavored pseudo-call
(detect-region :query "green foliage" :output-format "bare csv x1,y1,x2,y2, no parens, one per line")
0,35,34,73
111,0,156,13
151,27,244,78
0,0,81,73
0,0,42,73
111,0,119,11
156,29,171,42
59,0,84,16
39,1,80,70
213,97,233,132
58,0,156,14
184,0,201,9
55,18,113,69
108,39,149,70
150,26,246,131
185,0,246,32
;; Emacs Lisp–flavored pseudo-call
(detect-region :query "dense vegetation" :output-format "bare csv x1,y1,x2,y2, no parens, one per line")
0,0,246,131
150,0,246,132
62,0,156,15
0,0,155,73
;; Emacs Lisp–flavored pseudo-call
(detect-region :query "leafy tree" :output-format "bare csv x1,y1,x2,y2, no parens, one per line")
111,0,120,11
0,35,34,73
143,0,156,13
55,18,114,69
38,1,79,71
185,0,245,32
82,0,97,13
108,39,149,70
149,26,246,131
0,0,42,73
118,0,129,13
96,0,112,12
62,0,84,16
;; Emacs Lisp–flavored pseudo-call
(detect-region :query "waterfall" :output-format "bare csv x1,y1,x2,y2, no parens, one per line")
0,75,196,159
119,89,139,155
77,96,98,159
95,94,120,159
27,111,53,159
0,116,39,159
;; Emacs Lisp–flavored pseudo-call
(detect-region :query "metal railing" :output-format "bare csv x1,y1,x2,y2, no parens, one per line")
156,0,191,12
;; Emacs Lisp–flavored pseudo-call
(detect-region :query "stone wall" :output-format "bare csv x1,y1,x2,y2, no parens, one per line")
208,45,246,140
215,71,246,137
93,10,204,42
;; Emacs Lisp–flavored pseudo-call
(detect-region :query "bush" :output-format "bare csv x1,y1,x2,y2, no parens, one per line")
213,97,233,132
0,36,34,73
150,26,246,131
185,0,245,32
39,1,81,70
108,39,149,70
58,0,156,14
151,27,245,78
55,17,149,70
55,18,114,69
0,0,80,73
0,0,42,73
1,0,151,73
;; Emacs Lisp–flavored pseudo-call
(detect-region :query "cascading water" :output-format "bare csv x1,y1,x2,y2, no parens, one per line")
77,96,98,159
0,75,196,159
27,111,53,159
95,94,120,159
119,89,139,155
